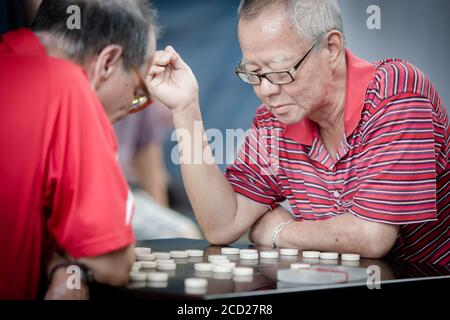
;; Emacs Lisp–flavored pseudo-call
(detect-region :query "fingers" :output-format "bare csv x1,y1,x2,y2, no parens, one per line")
165,45,190,71
151,45,190,71
151,50,173,68
148,65,167,78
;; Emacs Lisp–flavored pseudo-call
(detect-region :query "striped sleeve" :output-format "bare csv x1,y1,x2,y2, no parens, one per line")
225,119,284,209
349,94,439,224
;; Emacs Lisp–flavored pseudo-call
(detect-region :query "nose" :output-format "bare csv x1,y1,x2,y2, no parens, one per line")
258,77,281,98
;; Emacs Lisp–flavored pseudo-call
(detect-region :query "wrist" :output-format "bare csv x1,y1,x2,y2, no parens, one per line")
171,98,200,119
271,218,293,248
48,262,93,285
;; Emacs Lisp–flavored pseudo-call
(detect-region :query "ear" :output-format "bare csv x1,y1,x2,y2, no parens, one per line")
324,30,345,70
90,45,124,90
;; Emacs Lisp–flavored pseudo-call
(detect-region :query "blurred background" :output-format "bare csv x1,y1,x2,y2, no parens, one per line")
1,0,449,238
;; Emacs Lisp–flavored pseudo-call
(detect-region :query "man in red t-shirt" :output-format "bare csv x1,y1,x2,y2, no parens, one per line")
0,0,158,299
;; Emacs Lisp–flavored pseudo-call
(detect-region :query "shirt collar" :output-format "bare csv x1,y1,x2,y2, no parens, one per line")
1,28,47,56
284,49,376,145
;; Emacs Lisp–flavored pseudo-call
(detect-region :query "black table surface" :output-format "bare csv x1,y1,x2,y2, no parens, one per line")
91,238,450,301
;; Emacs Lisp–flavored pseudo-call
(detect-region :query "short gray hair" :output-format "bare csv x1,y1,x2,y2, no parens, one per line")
238,0,343,43
32,0,159,69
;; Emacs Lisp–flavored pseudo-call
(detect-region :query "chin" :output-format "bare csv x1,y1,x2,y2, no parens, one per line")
273,112,303,125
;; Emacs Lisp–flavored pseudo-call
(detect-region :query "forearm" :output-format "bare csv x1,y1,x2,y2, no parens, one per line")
278,213,398,258
172,104,241,242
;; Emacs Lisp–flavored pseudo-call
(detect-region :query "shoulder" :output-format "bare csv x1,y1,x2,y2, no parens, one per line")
371,58,431,100
46,57,92,95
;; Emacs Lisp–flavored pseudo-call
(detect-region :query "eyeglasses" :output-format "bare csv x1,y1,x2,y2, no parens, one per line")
235,41,319,85
129,64,153,114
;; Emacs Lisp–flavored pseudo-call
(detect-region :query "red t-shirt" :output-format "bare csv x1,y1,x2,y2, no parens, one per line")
0,29,135,299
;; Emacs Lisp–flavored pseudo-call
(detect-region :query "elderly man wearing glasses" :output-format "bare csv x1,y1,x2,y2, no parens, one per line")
0,0,157,299
148,0,449,266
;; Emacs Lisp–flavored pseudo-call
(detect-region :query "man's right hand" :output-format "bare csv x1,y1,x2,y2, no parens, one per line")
146,46,199,115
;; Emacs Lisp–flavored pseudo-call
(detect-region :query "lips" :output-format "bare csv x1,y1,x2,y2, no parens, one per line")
269,104,291,114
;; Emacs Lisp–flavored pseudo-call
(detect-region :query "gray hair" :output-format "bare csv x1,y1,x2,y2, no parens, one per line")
32,0,159,69
238,0,343,43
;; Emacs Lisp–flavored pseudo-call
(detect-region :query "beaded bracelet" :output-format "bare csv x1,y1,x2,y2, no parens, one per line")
271,218,293,248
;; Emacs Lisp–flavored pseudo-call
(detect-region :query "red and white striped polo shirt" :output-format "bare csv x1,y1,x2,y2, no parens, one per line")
226,50,449,265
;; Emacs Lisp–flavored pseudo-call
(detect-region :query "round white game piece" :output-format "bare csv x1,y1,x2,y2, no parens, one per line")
135,253,155,261
302,258,320,265
140,261,157,269
213,273,232,280
240,252,259,260
213,264,233,274
131,265,141,272
186,249,204,257
260,258,278,264
321,259,338,265
211,258,230,265
208,255,228,262
170,251,188,259
134,247,152,254
221,247,240,255
233,267,253,276
129,272,146,282
215,262,236,269
341,260,360,267
302,251,321,259
260,251,279,259
185,277,208,288
320,252,339,260
240,259,258,266
147,272,168,282
157,262,176,271
194,263,214,272
280,248,299,256
233,275,253,282
195,271,212,278
153,252,171,260
239,249,258,254
291,263,311,270
341,253,360,261
185,287,207,295
156,259,175,265
134,247,151,255
189,257,204,264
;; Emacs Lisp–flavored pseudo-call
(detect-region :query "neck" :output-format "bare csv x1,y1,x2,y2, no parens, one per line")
310,63,347,137
34,31,69,60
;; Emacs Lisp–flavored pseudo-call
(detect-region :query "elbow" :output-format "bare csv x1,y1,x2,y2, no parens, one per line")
362,243,391,259
81,246,134,287
359,224,399,259
203,227,239,246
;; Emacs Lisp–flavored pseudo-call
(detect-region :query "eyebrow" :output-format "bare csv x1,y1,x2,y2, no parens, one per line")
241,55,293,67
